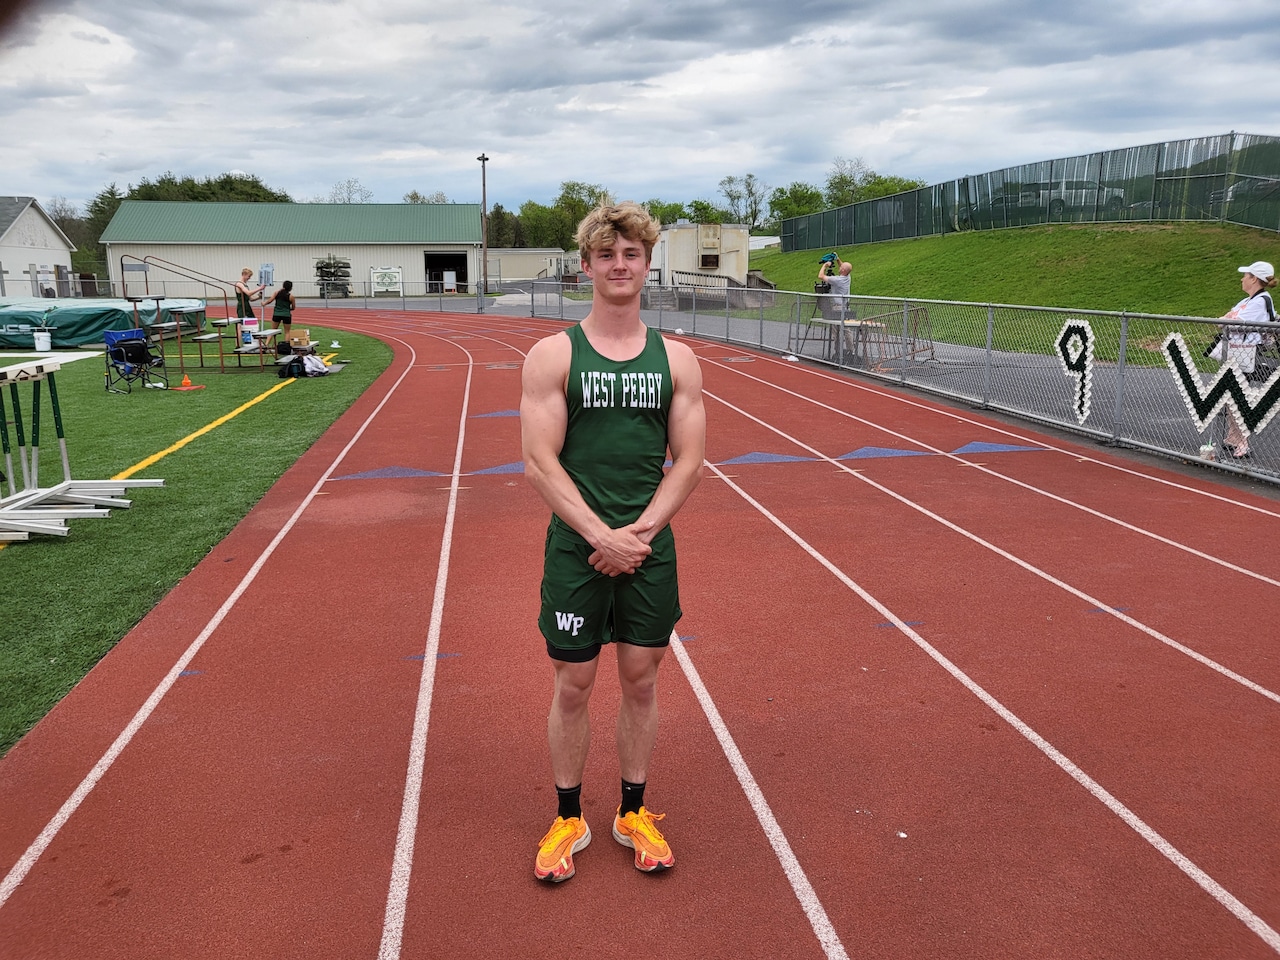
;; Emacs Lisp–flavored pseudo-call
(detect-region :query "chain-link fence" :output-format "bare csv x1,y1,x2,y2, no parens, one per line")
781,132,1280,251
526,280,1280,485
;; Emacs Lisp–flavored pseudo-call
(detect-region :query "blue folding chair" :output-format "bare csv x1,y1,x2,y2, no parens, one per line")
104,328,168,393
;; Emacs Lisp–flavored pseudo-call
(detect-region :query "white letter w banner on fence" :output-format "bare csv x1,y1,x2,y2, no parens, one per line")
1162,332,1280,437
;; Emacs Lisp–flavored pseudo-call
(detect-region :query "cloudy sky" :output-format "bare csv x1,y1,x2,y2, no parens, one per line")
3,0,1280,215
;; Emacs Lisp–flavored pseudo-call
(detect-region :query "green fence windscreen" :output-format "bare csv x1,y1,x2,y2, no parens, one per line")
781,132,1280,252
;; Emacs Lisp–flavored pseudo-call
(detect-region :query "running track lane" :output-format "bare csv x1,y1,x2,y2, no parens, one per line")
0,311,1276,959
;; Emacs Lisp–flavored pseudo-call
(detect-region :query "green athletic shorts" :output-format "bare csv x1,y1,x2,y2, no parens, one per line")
538,521,682,662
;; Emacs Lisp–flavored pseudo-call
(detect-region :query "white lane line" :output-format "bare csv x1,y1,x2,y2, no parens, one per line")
0,338,423,911
742,350,1280,520
705,359,1280,588
705,461,1280,955
671,633,850,960
705,389,1280,706
377,346,474,960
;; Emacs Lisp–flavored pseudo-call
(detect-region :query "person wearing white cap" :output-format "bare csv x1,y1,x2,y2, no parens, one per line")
1216,260,1277,458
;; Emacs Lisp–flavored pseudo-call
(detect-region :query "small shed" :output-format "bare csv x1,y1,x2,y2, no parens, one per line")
0,197,77,297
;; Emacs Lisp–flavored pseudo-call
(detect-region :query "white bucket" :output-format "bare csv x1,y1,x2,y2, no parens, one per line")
32,330,52,351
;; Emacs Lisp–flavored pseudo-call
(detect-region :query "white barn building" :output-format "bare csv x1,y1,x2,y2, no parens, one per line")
0,197,76,297
99,201,489,300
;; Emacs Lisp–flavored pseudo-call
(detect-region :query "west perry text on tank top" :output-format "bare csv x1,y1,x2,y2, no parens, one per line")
554,322,673,538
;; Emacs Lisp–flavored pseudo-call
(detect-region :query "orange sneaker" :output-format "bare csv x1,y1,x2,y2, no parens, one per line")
535,816,591,883
612,806,674,872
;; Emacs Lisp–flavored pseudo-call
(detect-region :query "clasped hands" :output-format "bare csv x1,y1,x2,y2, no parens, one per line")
588,520,656,577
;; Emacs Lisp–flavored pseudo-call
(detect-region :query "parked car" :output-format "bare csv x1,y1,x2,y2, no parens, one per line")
1043,179,1126,218
1209,177,1280,213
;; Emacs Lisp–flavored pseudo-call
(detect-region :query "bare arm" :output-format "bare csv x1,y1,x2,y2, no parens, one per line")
520,334,653,575
235,279,265,300
630,338,705,544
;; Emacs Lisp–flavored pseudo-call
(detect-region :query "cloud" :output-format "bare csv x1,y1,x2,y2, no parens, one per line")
2,0,1279,214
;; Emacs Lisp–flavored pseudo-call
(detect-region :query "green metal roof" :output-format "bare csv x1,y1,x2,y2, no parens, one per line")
100,200,483,244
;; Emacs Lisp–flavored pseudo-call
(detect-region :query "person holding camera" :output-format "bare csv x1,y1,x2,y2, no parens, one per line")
816,252,852,320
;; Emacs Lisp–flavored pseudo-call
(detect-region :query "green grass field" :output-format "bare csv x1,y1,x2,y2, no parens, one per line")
0,327,392,754
750,222,1280,317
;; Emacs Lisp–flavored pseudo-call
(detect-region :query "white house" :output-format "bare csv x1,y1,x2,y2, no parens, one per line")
0,197,76,297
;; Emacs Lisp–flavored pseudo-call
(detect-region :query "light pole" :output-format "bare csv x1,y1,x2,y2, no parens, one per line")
477,153,489,311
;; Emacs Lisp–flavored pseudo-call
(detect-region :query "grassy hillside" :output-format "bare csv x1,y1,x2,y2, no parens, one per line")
749,222,1280,318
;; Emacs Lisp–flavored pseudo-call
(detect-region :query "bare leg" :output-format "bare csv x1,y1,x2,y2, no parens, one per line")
616,643,666,783
548,657,599,788
1226,411,1249,453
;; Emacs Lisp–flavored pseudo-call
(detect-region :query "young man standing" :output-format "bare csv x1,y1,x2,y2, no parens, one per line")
520,202,706,883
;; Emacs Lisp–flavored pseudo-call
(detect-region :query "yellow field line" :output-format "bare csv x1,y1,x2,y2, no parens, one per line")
113,379,295,481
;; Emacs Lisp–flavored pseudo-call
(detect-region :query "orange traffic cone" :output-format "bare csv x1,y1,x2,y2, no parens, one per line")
181,374,192,387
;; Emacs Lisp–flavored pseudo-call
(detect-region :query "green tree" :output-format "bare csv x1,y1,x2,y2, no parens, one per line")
717,173,770,229
487,203,523,248
555,181,610,233
767,182,825,225
81,183,125,267
825,156,872,208
520,200,573,249
687,199,730,224
130,171,291,202
645,198,687,225
858,173,928,200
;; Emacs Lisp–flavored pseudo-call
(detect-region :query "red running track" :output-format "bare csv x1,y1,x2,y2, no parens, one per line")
2,309,1278,959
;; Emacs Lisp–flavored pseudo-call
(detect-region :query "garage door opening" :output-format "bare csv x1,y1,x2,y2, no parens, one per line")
425,253,469,293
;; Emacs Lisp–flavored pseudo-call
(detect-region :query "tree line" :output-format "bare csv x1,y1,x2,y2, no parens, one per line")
52,158,923,272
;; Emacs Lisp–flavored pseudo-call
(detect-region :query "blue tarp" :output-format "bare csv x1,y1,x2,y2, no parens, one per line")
0,297,206,348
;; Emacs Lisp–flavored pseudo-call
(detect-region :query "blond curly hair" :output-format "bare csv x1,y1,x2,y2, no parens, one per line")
575,202,661,264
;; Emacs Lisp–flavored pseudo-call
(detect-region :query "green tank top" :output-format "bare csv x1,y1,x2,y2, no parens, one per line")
272,295,293,322
554,323,673,537
236,289,254,317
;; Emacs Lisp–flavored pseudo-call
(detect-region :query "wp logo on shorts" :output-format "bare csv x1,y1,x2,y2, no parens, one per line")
555,611,585,636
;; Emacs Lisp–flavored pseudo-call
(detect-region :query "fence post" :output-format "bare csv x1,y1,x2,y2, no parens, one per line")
758,299,764,349
692,287,698,335
900,299,910,383
1111,311,1130,444
982,304,995,406
836,298,845,367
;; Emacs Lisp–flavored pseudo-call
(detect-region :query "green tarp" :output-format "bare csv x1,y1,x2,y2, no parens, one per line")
0,298,206,349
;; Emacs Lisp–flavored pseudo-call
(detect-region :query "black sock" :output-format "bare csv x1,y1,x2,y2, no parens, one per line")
620,778,646,816
556,784,582,820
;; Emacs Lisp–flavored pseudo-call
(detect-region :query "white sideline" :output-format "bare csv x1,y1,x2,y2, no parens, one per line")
705,461,1280,954
705,388,1280,707
706,357,1280,588
0,335,422,910
671,632,850,960
376,343,473,960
